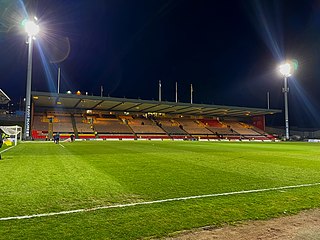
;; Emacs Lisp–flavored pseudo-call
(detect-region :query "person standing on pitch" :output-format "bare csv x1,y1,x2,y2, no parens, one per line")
56,132,60,144
0,132,3,160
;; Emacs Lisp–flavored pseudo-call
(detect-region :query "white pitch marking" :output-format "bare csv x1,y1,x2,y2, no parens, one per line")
0,146,15,154
59,144,65,148
1,182,320,221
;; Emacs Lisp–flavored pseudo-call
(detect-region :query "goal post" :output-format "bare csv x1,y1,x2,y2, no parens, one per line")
0,125,22,146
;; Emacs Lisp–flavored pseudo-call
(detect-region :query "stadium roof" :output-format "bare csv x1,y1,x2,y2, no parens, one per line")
32,91,281,118
0,89,11,104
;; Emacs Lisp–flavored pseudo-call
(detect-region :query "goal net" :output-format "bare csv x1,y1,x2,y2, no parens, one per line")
0,125,22,146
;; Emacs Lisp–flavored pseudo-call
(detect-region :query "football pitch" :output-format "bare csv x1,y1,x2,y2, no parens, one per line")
1,141,320,239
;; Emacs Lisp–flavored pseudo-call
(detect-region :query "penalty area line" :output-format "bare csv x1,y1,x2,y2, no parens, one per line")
1,182,320,221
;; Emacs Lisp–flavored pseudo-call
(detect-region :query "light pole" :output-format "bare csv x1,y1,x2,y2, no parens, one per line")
23,18,39,140
279,62,292,140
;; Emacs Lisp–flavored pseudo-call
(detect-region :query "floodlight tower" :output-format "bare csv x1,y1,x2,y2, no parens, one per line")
279,62,292,140
23,18,39,140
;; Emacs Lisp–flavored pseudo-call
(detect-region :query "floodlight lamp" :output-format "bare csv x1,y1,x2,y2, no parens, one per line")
279,63,292,77
24,19,39,37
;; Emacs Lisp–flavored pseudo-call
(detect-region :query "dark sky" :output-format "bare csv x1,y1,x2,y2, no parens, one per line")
1,0,320,127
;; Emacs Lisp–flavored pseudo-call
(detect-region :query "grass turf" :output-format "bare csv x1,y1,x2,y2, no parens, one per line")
1,141,320,239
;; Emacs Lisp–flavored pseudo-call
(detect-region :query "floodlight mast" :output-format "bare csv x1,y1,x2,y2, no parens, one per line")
23,19,39,140
279,62,292,141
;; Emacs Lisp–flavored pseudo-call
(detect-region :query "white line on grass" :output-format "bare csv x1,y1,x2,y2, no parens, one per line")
0,146,15,154
1,182,320,221
59,144,65,148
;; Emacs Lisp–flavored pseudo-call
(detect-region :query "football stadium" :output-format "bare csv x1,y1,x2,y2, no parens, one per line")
2,1,320,240
1,89,320,239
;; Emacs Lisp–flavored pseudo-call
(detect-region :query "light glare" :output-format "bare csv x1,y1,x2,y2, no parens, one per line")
279,63,292,77
24,20,39,37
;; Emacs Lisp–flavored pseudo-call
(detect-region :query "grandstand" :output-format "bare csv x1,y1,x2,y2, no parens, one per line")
30,91,281,141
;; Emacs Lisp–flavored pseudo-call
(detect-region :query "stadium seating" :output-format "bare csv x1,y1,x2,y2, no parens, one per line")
175,119,213,135
199,119,234,138
94,118,132,133
156,119,188,136
30,111,274,141
223,121,259,135
32,115,49,132
127,117,168,139
199,119,222,127
252,126,268,135
52,115,74,134
221,120,272,141
127,118,163,133
93,117,135,139
74,116,93,133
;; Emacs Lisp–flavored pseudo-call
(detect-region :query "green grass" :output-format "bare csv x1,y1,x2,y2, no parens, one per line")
1,141,320,239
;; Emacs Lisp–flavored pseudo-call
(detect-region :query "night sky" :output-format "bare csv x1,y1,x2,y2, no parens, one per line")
1,0,320,128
